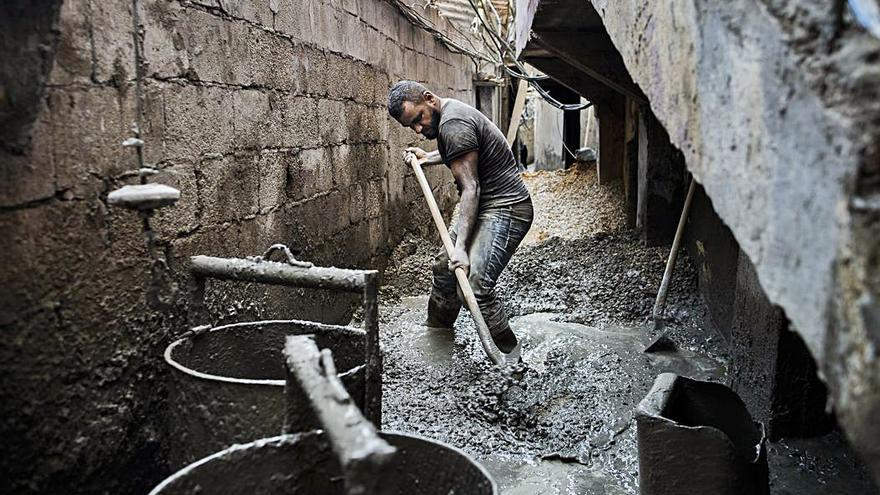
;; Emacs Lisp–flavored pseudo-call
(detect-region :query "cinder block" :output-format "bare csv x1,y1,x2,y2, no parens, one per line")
374,71,391,107
0,115,55,208
317,99,348,144
404,48,418,80
48,86,136,196
348,182,366,223
365,178,387,219
325,220,370,264
151,160,200,235
294,188,350,236
198,153,260,225
352,63,371,104
357,0,379,30
162,84,235,159
92,1,138,83
311,2,344,54
386,166,405,204
324,54,357,100
344,15,368,62
141,0,192,80
50,0,134,84
233,89,272,149
343,102,385,144
350,143,387,182
328,144,352,188
285,147,332,200
300,45,328,96
279,95,320,148
341,0,358,17
48,0,93,85
257,150,287,211
248,28,299,90
273,0,314,43
367,214,387,252
218,0,274,29
376,1,399,38
363,29,384,72
397,15,415,48
141,81,168,166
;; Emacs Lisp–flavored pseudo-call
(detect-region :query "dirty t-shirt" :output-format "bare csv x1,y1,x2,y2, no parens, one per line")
437,99,530,208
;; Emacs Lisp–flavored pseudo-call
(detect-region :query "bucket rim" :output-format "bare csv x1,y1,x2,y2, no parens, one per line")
149,431,498,495
164,319,366,386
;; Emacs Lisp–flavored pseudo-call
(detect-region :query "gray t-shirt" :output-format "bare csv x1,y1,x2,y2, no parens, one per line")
437,99,530,208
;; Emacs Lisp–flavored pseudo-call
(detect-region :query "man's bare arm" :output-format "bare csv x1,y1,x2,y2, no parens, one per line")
448,150,480,273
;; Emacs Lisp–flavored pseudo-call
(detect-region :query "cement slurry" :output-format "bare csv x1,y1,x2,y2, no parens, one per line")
374,167,876,494
380,296,725,494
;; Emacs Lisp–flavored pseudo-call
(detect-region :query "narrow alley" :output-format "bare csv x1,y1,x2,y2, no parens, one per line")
2,0,880,494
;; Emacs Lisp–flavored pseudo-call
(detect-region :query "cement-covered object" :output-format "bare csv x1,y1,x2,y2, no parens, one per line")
164,320,367,468
149,431,497,495
636,373,769,495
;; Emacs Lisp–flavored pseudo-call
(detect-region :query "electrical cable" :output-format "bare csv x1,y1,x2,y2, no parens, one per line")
388,0,495,65
465,0,593,111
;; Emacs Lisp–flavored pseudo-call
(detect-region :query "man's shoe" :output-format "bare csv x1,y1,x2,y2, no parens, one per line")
492,328,519,354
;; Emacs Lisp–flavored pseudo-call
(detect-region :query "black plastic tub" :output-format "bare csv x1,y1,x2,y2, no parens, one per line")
636,373,769,495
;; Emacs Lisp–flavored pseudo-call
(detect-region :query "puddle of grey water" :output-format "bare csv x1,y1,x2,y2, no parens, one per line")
385,297,728,495
396,297,724,382
480,455,630,495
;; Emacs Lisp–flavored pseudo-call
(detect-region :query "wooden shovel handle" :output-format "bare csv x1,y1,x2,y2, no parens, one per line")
407,154,516,365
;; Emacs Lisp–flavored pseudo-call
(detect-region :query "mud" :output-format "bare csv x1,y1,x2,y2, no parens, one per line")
375,166,877,494
377,166,729,493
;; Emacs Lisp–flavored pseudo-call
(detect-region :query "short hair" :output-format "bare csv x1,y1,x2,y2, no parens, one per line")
387,80,428,119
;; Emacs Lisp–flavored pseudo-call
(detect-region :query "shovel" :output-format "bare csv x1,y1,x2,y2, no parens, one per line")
406,154,520,366
644,177,697,353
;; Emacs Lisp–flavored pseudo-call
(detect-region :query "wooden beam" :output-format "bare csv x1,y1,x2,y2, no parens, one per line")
506,77,529,145
524,56,615,103
532,34,646,104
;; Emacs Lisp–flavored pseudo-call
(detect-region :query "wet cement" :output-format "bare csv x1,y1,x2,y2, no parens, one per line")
380,296,725,494
376,167,877,494
378,167,726,493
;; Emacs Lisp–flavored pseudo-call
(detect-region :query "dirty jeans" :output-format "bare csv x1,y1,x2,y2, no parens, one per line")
428,198,533,350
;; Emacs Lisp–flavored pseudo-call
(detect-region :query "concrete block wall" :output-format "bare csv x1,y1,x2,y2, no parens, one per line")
0,0,475,492
685,189,833,440
584,0,880,476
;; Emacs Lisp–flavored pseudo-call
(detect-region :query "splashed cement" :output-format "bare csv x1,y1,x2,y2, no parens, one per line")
378,167,729,494
376,167,878,494
380,295,726,494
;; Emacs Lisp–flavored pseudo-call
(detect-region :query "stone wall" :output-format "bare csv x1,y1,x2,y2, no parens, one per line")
586,0,880,478
0,0,474,492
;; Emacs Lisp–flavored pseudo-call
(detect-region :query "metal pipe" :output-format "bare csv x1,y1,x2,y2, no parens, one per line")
189,255,376,293
362,271,382,426
284,336,397,495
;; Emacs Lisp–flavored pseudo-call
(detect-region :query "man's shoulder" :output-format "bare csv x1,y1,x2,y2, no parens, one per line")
441,98,481,122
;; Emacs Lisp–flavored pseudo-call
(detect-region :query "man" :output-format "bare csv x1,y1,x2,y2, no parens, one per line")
387,80,532,353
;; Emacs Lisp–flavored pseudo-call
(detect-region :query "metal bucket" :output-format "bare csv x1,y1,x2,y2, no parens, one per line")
150,431,497,495
164,319,367,467
636,373,769,495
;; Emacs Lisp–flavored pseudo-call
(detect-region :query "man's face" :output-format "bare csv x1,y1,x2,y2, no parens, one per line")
396,94,441,139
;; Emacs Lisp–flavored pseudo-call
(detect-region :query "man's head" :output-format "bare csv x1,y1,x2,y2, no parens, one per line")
387,80,442,139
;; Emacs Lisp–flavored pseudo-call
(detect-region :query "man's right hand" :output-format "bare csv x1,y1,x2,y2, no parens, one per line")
405,147,428,160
